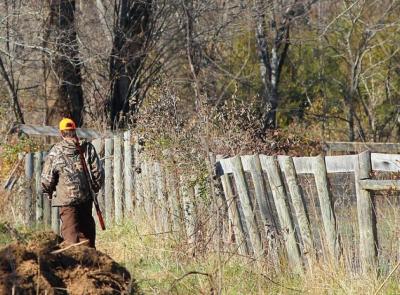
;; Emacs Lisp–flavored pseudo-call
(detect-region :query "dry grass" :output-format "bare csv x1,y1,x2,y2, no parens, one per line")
96,212,400,295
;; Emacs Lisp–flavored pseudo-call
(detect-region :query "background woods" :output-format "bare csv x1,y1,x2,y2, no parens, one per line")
1,0,400,143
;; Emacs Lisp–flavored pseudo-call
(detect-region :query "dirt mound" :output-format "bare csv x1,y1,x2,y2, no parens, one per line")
0,232,137,294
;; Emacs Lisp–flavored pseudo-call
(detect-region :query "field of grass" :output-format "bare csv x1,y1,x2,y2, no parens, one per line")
95,215,400,295
1,215,400,294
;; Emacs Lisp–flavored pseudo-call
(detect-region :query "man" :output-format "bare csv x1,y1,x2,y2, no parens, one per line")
41,118,104,248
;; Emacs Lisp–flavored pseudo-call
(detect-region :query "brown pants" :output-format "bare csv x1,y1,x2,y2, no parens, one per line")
59,201,96,248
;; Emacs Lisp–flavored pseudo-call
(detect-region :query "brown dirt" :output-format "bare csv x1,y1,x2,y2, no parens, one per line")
0,232,138,295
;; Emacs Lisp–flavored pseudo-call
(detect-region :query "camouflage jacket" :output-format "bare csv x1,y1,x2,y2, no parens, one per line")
41,138,104,207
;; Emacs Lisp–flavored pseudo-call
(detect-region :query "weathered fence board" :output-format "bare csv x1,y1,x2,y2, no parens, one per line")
104,138,113,225
313,155,339,262
259,155,302,271
279,155,315,269
113,134,123,223
41,152,51,228
181,176,196,247
34,152,43,224
242,155,278,236
124,131,133,215
218,157,249,256
229,156,264,258
354,151,378,273
25,153,34,226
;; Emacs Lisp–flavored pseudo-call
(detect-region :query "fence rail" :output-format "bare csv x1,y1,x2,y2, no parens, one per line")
19,135,400,273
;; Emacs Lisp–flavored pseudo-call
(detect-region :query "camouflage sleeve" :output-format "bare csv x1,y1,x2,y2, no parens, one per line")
40,149,59,197
85,142,104,193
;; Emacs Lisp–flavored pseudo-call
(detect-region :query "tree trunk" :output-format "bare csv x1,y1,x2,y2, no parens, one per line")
107,0,152,129
49,0,84,126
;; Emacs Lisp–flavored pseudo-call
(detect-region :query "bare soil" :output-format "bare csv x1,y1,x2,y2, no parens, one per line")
0,232,138,294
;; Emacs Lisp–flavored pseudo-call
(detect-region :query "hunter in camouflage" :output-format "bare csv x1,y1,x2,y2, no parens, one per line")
41,118,104,248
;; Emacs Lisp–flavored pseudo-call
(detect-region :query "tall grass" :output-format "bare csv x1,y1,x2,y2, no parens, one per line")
96,213,400,294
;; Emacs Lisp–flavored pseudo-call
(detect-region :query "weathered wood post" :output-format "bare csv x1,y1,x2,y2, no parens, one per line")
313,155,339,262
279,155,315,269
42,152,51,228
133,135,143,207
34,152,43,225
166,169,181,233
155,162,168,232
105,137,113,225
25,153,34,227
181,176,197,249
259,155,302,271
217,157,249,255
114,133,123,223
124,131,134,215
229,156,264,258
142,161,153,217
354,150,377,273
241,155,278,238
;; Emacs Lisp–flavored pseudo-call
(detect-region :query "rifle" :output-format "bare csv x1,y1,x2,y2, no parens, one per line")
74,136,106,230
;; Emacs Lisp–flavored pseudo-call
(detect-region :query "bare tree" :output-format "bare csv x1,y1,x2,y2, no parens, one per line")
47,0,84,126
254,0,318,132
107,0,152,129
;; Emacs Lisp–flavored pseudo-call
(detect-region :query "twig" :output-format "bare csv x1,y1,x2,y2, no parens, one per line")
374,260,400,295
50,240,89,254
168,271,213,293
260,273,303,293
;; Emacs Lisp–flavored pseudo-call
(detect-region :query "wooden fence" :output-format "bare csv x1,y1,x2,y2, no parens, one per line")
20,133,400,273
217,151,400,273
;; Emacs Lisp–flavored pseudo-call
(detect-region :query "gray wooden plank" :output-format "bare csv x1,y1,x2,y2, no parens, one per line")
10,123,111,139
34,152,43,224
279,155,315,269
123,131,133,215
155,162,168,233
166,169,181,233
259,155,302,271
354,151,378,273
113,134,123,223
360,179,400,190
25,153,34,227
241,155,278,237
219,172,249,256
41,152,51,228
371,153,400,172
313,155,339,262
180,176,196,247
105,138,113,225
325,141,400,153
229,156,264,258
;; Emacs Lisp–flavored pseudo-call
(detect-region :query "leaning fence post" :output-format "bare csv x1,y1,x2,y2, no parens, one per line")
217,157,249,256
105,137,113,225
313,155,339,262
259,155,302,271
354,150,377,273
25,153,34,227
279,155,315,269
229,156,264,258
34,152,43,225
124,131,134,215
